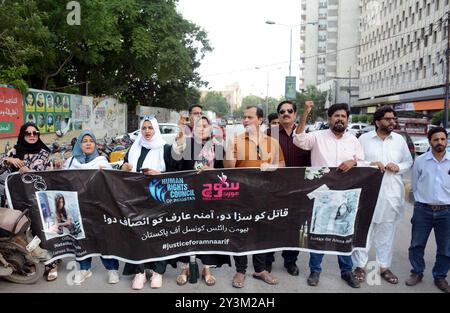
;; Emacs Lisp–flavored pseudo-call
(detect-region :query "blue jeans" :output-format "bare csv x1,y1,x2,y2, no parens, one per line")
408,202,450,279
309,253,353,275
78,257,119,271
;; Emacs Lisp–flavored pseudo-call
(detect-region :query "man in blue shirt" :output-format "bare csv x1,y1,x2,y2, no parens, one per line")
407,127,450,293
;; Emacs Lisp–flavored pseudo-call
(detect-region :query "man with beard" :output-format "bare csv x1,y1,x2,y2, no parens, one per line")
352,106,413,285
407,127,450,293
266,100,311,276
293,102,363,288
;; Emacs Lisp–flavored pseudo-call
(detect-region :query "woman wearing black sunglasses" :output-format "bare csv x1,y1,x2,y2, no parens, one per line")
2,122,51,174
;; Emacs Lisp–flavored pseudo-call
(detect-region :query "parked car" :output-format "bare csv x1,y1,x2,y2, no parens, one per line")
347,123,368,137
128,123,180,145
358,124,375,136
414,128,450,155
413,137,429,155
393,129,416,159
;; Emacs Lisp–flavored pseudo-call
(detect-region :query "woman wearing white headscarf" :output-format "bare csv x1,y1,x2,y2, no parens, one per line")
121,116,167,175
121,116,174,290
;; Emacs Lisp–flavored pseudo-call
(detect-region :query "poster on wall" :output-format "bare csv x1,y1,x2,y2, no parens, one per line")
90,97,126,136
23,89,72,134
0,86,23,138
71,95,91,130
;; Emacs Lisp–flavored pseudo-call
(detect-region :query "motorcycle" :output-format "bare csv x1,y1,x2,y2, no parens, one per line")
0,207,49,284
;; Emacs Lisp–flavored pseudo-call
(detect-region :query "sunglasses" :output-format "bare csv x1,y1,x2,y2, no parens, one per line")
25,131,40,137
279,109,294,115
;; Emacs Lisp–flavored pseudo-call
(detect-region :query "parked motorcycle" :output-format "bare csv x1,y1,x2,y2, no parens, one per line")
0,208,49,284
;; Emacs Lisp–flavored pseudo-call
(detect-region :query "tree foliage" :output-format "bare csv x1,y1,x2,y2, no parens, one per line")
295,86,327,123
431,110,444,126
237,95,280,118
0,0,211,110
200,91,230,117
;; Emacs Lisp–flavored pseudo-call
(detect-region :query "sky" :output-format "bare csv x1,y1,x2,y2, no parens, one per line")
177,0,302,99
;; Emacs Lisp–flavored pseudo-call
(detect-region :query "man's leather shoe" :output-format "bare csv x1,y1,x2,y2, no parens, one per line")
285,263,299,276
307,272,320,286
341,271,361,288
405,273,423,286
434,278,450,293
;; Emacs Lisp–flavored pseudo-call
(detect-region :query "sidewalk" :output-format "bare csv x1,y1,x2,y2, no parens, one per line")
0,201,442,293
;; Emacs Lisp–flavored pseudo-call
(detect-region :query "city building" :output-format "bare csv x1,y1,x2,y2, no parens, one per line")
357,0,448,118
300,0,361,108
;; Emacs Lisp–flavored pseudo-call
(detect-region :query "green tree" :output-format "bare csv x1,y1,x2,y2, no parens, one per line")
295,86,327,123
431,110,444,126
237,95,281,118
0,0,211,110
359,114,368,123
200,91,230,117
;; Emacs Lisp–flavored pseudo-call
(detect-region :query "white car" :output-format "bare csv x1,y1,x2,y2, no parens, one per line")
347,123,368,137
414,128,450,154
413,138,430,155
128,123,180,145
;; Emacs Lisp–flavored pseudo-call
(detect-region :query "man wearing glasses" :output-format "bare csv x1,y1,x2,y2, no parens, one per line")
178,104,203,137
353,105,413,285
266,100,311,277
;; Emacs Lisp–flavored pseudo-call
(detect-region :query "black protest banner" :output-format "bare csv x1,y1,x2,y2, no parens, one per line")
6,167,382,263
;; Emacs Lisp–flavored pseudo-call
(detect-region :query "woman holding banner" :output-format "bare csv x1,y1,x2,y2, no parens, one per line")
162,116,231,287
2,122,51,173
121,116,172,290
55,130,120,285
1,122,55,279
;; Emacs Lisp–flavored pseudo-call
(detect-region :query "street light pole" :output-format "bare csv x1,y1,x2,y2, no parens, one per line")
266,72,269,117
444,10,450,129
289,27,293,76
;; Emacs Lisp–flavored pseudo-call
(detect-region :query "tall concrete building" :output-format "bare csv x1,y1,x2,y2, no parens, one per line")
357,0,448,118
300,0,361,108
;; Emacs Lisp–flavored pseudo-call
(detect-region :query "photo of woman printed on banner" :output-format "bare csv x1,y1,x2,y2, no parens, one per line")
37,191,85,240
309,187,361,237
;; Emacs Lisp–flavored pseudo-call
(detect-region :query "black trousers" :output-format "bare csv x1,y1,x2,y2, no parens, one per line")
233,253,267,274
266,250,299,265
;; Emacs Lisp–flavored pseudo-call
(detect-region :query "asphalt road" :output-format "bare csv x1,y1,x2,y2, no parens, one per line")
0,199,443,293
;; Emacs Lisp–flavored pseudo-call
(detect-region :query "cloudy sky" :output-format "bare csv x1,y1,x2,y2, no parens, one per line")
177,0,302,98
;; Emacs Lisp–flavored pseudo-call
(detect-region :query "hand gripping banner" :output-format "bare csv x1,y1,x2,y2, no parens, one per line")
6,167,383,264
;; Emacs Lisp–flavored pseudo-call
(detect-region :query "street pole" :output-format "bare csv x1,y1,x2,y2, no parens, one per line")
348,66,352,106
444,11,450,129
289,27,293,76
266,72,269,117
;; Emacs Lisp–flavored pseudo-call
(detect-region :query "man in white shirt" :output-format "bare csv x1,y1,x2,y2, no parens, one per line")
293,102,364,288
352,105,413,285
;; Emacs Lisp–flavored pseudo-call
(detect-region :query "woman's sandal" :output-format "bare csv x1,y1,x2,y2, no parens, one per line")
380,269,399,284
176,267,189,286
202,268,216,286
